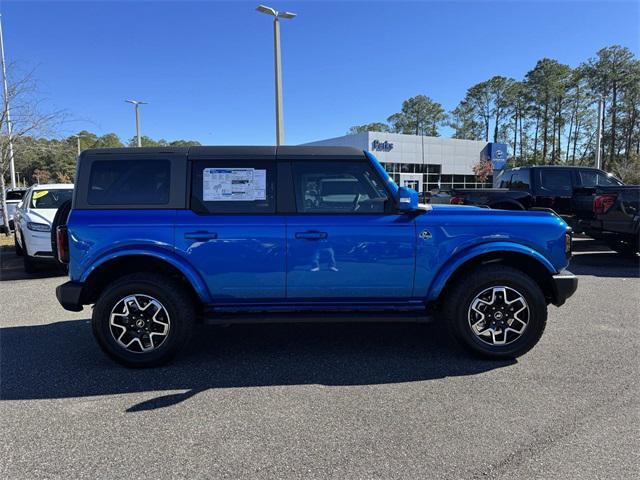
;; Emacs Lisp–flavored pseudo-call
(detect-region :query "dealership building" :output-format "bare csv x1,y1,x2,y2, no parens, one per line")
304,132,508,192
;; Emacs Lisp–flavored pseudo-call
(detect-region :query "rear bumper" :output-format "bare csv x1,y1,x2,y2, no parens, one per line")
551,269,578,306
56,281,84,312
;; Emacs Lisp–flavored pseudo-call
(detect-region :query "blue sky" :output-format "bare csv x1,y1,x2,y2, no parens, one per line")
2,0,639,145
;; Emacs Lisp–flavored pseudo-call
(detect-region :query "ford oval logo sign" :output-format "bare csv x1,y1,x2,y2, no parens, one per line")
372,140,393,152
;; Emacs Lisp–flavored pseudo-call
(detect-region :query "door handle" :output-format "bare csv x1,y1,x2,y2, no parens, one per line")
184,231,218,241
295,231,328,240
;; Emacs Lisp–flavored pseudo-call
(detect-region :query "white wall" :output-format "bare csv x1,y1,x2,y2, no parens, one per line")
304,132,487,176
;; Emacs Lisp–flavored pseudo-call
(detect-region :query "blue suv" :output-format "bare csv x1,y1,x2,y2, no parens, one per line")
56,146,577,367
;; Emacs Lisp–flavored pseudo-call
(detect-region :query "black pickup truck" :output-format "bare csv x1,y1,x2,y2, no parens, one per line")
449,166,625,229
589,186,640,254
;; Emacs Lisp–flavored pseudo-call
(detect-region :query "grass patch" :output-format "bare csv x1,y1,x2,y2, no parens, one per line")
0,233,15,247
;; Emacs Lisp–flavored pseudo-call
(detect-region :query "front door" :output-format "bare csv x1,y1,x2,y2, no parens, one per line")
174,159,285,301
286,160,416,300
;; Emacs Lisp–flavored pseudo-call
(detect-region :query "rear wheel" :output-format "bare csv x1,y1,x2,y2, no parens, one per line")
443,265,547,359
92,273,195,367
607,238,639,257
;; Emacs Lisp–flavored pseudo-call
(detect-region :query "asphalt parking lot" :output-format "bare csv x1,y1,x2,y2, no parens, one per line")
1,237,638,480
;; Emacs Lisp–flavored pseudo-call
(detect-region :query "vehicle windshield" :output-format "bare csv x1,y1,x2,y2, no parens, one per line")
30,189,73,209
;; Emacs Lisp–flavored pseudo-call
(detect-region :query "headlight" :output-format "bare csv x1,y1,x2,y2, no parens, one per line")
27,222,51,232
565,228,573,257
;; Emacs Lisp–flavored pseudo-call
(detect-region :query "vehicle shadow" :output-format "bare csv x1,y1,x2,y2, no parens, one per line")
0,319,514,412
0,245,66,281
570,238,639,278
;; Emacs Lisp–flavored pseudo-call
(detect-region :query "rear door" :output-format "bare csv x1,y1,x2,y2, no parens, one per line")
174,151,286,301
285,159,416,300
534,168,574,214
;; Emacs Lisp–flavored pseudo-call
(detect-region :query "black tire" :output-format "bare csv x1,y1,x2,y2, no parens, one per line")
606,238,639,257
442,265,547,359
50,200,72,265
21,235,37,273
92,273,195,368
489,201,525,211
14,231,23,256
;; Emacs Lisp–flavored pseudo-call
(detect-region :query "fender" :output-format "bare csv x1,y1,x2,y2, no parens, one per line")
81,245,212,304
426,241,557,302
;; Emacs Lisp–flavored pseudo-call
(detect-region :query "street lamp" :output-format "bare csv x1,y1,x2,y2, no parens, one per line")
0,14,16,189
256,5,296,146
72,134,87,156
125,99,148,147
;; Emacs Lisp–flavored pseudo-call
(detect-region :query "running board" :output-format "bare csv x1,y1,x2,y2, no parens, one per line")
201,310,433,325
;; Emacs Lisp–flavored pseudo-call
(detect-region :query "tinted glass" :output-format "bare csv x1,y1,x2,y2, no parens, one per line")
88,160,170,205
510,170,531,190
30,189,73,209
579,170,622,187
539,170,572,195
191,160,276,214
6,190,25,201
292,162,388,214
499,173,512,188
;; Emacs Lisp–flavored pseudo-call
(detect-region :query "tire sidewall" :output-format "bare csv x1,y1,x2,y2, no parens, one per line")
92,277,192,367
450,269,547,358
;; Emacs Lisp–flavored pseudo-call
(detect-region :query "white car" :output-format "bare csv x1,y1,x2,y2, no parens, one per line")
1,188,27,231
14,184,74,272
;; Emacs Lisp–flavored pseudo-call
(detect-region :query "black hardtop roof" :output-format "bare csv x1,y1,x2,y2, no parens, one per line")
80,145,366,160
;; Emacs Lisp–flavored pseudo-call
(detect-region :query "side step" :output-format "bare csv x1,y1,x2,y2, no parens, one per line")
201,309,433,325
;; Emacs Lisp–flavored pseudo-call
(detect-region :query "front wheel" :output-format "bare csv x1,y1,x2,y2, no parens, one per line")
92,273,195,367
442,265,547,359
14,231,23,256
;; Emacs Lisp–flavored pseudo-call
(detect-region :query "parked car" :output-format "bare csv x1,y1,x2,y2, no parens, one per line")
14,183,74,272
55,146,577,367
1,188,27,231
448,166,625,229
589,186,640,254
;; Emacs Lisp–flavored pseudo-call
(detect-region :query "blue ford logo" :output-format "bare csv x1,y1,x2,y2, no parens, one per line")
372,140,393,152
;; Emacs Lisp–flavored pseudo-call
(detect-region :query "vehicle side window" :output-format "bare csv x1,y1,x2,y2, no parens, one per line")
579,170,622,187
538,170,572,195
190,160,276,214
292,161,388,214
88,160,170,205
510,170,530,190
499,173,512,188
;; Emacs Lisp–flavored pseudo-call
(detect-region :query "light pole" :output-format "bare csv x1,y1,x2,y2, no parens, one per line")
0,14,16,189
125,99,147,147
256,5,296,146
595,98,604,169
72,134,87,156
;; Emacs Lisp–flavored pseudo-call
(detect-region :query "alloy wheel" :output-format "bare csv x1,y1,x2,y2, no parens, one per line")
109,294,171,353
467,286,529,346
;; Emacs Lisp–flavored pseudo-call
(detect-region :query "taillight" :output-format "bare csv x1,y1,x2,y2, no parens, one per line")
593,194,617,214
450,196,465,205
56,225,69,264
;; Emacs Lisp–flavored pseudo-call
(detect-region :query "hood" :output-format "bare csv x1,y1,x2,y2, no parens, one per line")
427,203,564,221
26,208,57,225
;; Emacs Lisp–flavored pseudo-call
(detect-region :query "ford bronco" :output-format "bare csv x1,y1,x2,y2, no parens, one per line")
56,146,577,367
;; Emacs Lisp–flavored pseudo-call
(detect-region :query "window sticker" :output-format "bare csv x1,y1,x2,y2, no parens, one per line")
32,190,49,200
203,168,266,201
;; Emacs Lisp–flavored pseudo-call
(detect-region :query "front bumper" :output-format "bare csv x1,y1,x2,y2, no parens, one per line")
551,269,578,306
56,281,84,312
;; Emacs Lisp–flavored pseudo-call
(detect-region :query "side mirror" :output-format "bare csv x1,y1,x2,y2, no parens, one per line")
397,186,419,212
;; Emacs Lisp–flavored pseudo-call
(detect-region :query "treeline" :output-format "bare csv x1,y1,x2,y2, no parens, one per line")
12,131,201,186
349,45,640,181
